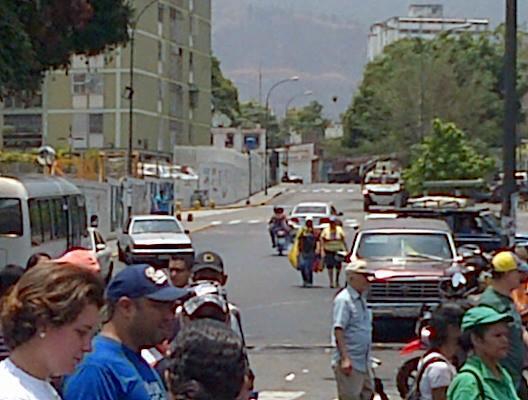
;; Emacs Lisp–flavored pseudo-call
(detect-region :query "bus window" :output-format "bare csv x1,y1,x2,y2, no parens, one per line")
39,199,53,241
29,199,43,245
0,198,23,236
53,198,66,239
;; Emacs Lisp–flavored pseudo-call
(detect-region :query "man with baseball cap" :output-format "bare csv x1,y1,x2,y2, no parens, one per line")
332,260,375,400
478,251,528,399
64,264,189,400
191,251,227,285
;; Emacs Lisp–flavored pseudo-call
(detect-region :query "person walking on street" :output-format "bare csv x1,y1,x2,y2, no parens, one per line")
296,218,318,287
320,216,347,288
447,306,520,400
478,251,528,399
332,260,374,400
63,264,189,400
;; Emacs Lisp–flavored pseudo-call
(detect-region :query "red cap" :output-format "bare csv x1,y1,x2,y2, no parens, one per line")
55,249,101,274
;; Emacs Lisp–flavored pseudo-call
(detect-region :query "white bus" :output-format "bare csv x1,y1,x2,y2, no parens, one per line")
0,175,87,268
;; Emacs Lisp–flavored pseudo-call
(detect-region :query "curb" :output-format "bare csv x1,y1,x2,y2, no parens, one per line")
181,189,286,212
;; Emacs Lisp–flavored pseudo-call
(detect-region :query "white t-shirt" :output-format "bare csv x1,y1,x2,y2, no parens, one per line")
418,351,456,400
0,358,60,400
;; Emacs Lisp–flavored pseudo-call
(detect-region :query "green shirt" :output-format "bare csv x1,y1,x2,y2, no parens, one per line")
447,356,520,400
478,286,524,388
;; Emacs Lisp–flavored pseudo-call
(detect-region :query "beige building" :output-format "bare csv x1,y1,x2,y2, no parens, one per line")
1,0,212,151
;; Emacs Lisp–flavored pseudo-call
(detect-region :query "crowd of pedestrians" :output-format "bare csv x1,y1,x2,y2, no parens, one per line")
332,250,528,400
0,250,252,400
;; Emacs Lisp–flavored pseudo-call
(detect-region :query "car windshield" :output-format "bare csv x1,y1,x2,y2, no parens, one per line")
132,219,183,234
293,206,327,215
0,198,23,236
366,176,382,184
356,232,453,260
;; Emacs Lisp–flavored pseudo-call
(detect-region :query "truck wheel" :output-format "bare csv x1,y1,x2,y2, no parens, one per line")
124,249,133,265
118,246,124,262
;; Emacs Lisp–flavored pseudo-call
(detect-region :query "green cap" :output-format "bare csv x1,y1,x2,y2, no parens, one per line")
461,306,513,332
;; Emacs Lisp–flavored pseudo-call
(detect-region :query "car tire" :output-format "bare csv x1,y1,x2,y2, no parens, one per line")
118,245,124,262
106,261,114,284
124,249,133,265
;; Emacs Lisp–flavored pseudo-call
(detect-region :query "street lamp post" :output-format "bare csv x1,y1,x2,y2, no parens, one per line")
284,90,313,118
502,0,518,242
127,0,158,177
264,76,299,195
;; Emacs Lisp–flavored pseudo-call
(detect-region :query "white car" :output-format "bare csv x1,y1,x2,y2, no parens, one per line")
85,227,114,283
289,202,343,231
118,215,194,266
362,173,407,211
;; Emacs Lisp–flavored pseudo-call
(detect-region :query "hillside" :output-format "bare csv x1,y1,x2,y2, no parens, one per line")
212,1,528,120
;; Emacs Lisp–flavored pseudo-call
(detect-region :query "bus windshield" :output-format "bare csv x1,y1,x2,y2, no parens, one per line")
0,198,23,236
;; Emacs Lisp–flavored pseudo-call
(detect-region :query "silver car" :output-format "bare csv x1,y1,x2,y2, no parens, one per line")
85,227,114,283
118,215,194,266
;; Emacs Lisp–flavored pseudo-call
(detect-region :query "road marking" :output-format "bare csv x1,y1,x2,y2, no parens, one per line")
228,220,241,225
313,189,321,193
347,189,355,193
210,220,222,226
301,189,308,193
345,219,358,223
248,219,261,224
258,391,305,400
289,189,297,193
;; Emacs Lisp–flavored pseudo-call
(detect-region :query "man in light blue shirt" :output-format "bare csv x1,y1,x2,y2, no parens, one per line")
331,260,374,400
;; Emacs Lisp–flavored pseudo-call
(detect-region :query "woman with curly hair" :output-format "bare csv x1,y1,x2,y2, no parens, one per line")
167,319,249,400
0,262,105,400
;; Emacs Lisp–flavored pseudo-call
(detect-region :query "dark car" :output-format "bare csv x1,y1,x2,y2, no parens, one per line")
379,207,513,253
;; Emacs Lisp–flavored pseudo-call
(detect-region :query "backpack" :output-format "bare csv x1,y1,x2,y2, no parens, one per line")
405,356,446,400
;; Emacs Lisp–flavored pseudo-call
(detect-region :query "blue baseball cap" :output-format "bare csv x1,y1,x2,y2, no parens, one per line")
106,264,189,302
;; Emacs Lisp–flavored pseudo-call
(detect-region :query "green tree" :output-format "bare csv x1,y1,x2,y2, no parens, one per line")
0,0,130,96
284,100,330,144
211,56,240,122
404,119,495,194
342,29,528,156
236,101,282,146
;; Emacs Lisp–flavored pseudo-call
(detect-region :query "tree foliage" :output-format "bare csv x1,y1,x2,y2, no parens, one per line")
404,119,495,194
342,30,528,157
283,100,330,144
0,0,130,96
211,56,240,122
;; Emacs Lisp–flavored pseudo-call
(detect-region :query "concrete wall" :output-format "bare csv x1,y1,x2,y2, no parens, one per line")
173,146,265,205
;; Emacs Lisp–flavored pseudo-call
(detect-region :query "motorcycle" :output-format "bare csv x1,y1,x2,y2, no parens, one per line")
275,229,289,256
371,357,389,400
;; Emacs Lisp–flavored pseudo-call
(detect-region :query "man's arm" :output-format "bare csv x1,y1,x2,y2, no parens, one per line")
334,328,352,375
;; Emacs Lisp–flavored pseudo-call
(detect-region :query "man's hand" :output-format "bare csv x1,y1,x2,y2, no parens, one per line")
340,356,353,376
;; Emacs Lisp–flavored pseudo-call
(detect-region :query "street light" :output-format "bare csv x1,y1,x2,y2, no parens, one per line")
127,0,158,177
264,75,299,195
284,90,313,118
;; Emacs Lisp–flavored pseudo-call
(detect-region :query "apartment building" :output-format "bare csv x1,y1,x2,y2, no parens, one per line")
368,4,489,62
0,0,212,151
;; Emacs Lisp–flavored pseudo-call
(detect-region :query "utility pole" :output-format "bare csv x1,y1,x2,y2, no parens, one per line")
502,0,517,243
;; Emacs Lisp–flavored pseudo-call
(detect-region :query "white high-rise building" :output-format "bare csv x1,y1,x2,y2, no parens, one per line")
367,4,489,62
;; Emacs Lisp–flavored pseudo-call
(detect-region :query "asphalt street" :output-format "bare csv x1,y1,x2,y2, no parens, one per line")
187,184,404,399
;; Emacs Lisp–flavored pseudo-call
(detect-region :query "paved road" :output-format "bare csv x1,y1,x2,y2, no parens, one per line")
187,183,405,399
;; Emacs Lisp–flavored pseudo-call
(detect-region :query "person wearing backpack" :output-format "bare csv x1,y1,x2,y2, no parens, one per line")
295,218,319,287
447,306,520,400
407,304,464,400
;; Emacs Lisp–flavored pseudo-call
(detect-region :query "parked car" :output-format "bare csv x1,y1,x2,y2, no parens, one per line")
281,173,304,184
381,207,522,252
118,215,194,267
349,217,461,320
85,227,114,283
289,202,343,231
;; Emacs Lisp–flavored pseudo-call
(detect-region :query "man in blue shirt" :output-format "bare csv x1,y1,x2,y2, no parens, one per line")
63,264,189,400
331,260,374,400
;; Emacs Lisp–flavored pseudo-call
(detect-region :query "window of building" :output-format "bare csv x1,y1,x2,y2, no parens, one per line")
3,91,42,109
72,73,103,95
158,41,164,61
158,4,164,22
225,133,234,148
3,114,42,149
89,114,103,134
